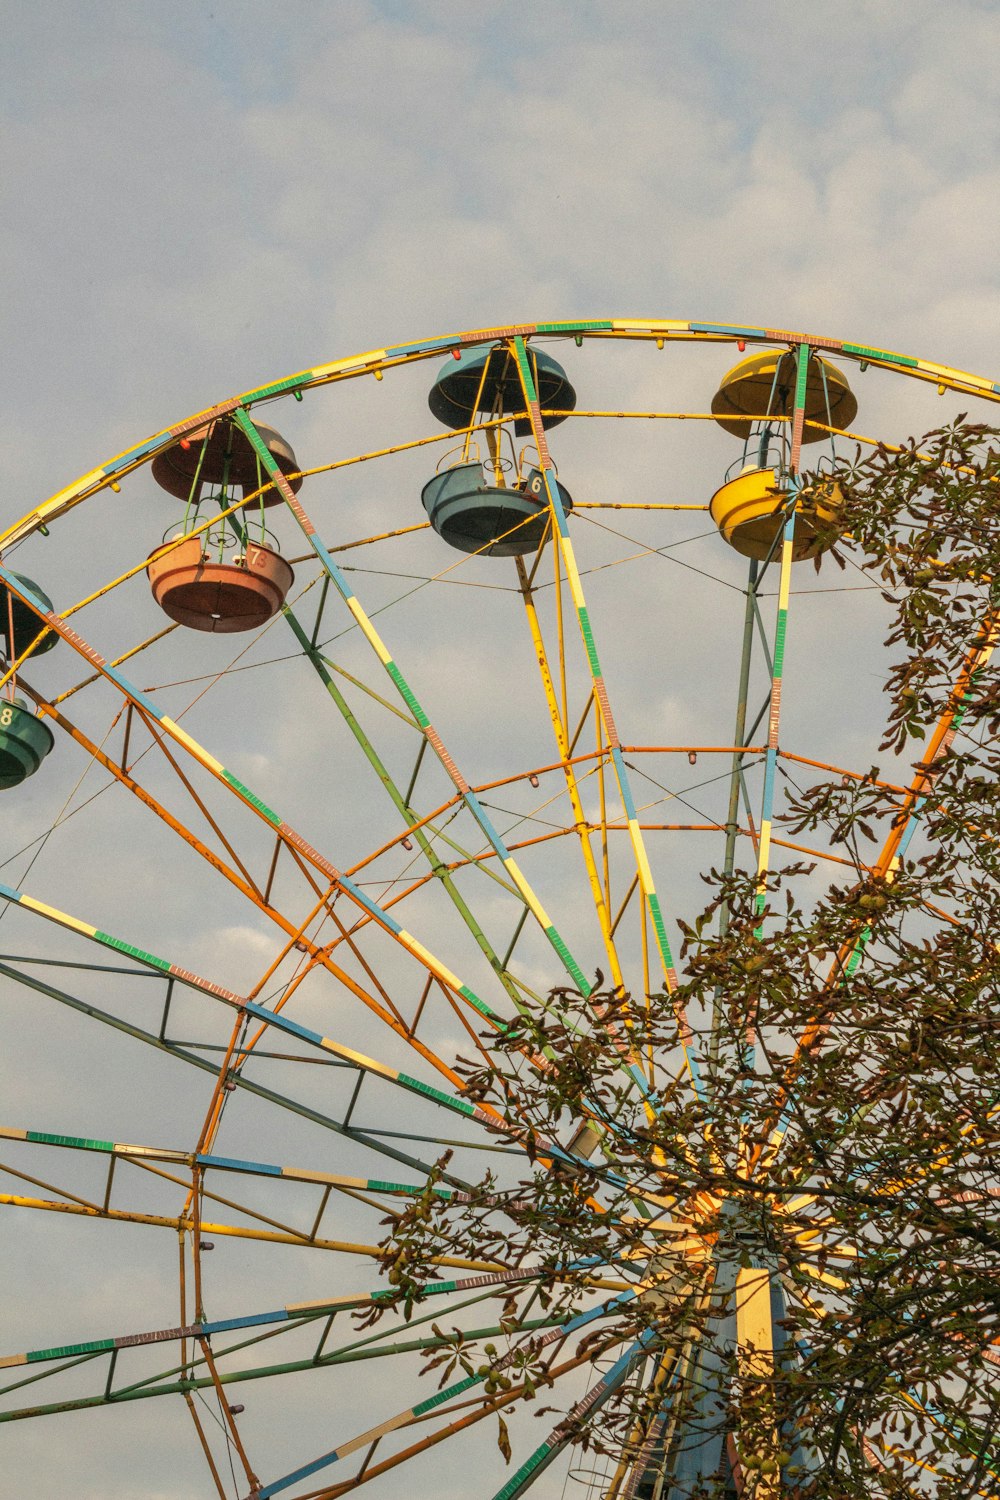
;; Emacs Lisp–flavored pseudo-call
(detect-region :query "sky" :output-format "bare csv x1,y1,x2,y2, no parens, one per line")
3,3,1000,1497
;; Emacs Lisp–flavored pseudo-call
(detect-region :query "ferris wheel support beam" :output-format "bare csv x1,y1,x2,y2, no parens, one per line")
515,551,626,993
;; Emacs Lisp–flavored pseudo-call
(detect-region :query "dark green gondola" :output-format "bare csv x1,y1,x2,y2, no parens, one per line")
0,697,54,790
428,346,576,435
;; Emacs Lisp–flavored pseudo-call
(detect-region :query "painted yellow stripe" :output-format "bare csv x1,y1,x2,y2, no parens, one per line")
800,1261,850,1291
117,1144,184,1160
20,895,96,938
627,820,656,894
559,538,588,612
0,1127,28,1143
777,547,793,610
159,718,225,776
398,932,463,992
914,359,994,391
346,598,392,663
286,1167,368,1188
307,347,389,382
319,1036,396,1082
0,1354,28,1369
284,1293,364,1314
502,860,553,928
37,468,107,515
611,320,691,333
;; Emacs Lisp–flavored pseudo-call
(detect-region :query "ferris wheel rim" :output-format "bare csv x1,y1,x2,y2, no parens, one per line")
5,315,1000,554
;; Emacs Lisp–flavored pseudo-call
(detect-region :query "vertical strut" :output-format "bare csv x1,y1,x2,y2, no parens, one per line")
710,557,759,1083
509,338,704,1101
754,342,810,921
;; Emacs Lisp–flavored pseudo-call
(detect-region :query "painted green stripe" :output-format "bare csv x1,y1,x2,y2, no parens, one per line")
384,662,429,728
398,1072,476,1116
794,342,810,411
577,606,602,676
366,1179,418,1195
412,1372,479,1417
222,771,280,826
458,984,501,1023
28,1339,115,1363
27,1131,114,1152
535,321,612,334
247,374,312,402
95,933,171,972
773,611,788,677
544,927,589,994
845,938,867,976
512,342,538,403
842,343,918,369
647,894,676,968
492,1443,552,1500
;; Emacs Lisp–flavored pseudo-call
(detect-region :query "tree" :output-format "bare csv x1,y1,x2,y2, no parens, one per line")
366,425,1000,1499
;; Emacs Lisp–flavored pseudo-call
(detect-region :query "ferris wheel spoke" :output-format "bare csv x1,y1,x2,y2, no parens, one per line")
1,1262,581,1398
0,882,500,1117
514,550,627,996
509,337,705,1104
489,1330,660,1500
260,1343,600,1500
0,931,612,1199
0,1290,571,1426
0,953,504,1188
232,409,594,1001
277,599,547,1026
254,1296,639,1500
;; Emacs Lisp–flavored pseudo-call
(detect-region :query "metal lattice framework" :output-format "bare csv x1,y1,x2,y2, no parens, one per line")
1,318,998,1498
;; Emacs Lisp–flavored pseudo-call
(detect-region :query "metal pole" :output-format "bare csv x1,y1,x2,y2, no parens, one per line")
709,556,758,1077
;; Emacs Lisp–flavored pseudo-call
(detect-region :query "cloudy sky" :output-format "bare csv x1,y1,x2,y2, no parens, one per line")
3,3,1000,1497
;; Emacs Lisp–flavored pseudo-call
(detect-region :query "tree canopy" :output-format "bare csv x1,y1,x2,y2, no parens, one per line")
365,425,1000,1500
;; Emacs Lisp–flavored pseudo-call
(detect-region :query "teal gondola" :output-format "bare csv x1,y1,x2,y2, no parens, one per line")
421,465,573,557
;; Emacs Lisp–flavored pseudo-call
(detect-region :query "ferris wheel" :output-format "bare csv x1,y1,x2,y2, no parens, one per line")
0,317,996,1499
